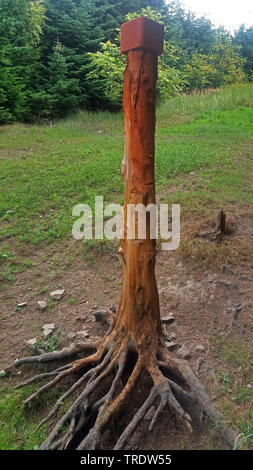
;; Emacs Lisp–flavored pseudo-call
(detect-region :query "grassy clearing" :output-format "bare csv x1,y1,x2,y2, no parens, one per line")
0,375,80,450
0,83,252,250
0,84,252,449
0,84,252,281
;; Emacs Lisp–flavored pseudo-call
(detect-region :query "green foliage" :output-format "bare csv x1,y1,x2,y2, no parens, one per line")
234,25,253,79
29,333,62,353
0,0,45,122
43,48,81,118
87,8,185,109
183,52,217,90
0,0,251,119
87,41,125,110
0,55,26,123
210,38,246,86
234,412,253,450
184,38,246,91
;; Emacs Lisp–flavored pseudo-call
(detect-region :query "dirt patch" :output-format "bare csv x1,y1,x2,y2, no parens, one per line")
0,213,252,450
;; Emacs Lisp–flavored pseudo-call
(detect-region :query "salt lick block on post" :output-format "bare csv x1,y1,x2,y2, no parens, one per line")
120,16,164,55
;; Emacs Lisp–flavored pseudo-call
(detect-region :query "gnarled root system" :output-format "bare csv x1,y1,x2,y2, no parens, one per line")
8,314,235,450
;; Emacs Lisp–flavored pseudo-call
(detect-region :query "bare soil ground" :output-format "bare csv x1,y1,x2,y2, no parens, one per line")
1,212,252,450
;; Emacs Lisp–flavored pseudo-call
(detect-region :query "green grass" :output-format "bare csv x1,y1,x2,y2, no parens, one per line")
211,334,253,449
0,381,55,450
0,83,252,249
234,412,253,450
29,333,63,354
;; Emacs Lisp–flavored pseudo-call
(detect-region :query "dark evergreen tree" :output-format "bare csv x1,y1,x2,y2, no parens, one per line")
0,0,250,120
0,0,45,122
234,25,253,79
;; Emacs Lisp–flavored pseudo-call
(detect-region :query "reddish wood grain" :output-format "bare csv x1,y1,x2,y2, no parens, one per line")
121,16,164,55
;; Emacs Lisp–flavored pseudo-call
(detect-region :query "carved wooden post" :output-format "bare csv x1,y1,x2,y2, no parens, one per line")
115,17,164,358
12,19,234,452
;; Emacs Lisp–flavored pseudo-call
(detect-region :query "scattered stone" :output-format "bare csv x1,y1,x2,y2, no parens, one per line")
66,332,76,340
93,310,108,324
195,344,205,353
177,345,191,360
43,323,55,330
247,384,252,389
75,315,85,322
161,314,175,325
165,341,178,351
50,289,65,301
76,330,89,340
17,302,27,309
25,338,37,346
43,329,54,337
37,301,47,311
42,323,55,337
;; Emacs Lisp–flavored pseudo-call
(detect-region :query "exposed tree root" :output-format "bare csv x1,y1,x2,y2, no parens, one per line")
7,324,235,450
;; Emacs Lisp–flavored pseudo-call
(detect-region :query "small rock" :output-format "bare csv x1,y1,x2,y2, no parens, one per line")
42,323,55,337
17,302,27,309
43,323,55,330
161,314,175,325
195,344,205,353
76,330,89,340
144,406,155,421
93,310,108,324
247,384,252,389
43,329,53,337
66,332,76,340
177,345,191,360
37,301,47,311
50,289,65,301
165,342,178,351
75,315,85,322
25,338,37,346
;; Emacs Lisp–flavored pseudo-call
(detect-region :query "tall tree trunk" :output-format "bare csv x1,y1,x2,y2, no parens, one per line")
115,49,161,358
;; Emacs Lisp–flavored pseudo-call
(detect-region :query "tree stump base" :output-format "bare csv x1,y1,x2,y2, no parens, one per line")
7,315,235,450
